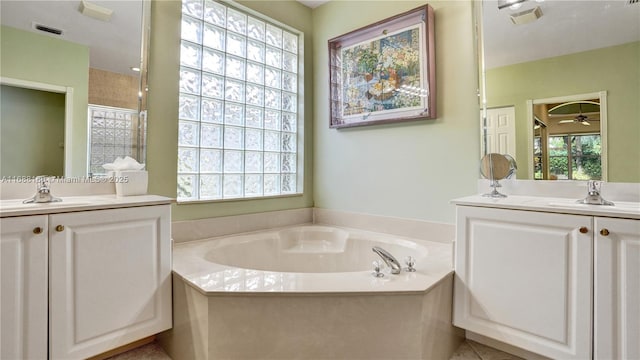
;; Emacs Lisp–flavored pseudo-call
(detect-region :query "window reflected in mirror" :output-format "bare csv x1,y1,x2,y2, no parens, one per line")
529,94,605,181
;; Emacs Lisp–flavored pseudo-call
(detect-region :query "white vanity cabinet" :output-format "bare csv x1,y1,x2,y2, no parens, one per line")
49,205,172,359
0,197,172,360
453,205,593,360
1,215,49,359
453,196,640,360
594,217,640,359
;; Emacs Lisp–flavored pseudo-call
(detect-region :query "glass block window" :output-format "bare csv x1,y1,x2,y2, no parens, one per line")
178,0,302,201
88,105,138,176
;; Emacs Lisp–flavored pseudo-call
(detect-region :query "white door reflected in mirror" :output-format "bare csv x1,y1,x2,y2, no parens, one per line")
481,106,516,161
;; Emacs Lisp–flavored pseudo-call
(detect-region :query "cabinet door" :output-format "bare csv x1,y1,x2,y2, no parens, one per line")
454,206,592,360
594,217,640,360
49,205,171,359
1,215,48,360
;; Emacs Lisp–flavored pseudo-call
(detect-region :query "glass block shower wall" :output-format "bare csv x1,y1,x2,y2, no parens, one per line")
177,0,302,201
88,105,141,176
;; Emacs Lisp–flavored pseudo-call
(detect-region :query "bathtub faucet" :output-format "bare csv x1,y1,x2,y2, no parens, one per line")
372,246,402,274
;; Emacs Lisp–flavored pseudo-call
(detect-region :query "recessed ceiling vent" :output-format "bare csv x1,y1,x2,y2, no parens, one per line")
32,22,63,36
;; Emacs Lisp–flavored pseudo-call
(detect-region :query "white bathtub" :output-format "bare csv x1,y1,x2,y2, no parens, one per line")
163,225,462,359
172,225,453,293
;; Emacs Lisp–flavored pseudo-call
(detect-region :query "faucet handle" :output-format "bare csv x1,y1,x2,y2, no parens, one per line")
372,261,384,278
587,180,602,194
35,175,52,189
404,256,416,272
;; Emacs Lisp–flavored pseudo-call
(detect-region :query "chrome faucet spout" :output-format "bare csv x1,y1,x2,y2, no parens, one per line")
577,180,614,206
372,246,402,274
23,176,62,204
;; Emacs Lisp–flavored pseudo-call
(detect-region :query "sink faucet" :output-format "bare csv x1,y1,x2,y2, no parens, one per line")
372,246,402,274
23,176,62,204
577,180,614,206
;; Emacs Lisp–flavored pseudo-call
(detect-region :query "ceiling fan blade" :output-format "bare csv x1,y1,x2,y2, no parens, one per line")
581,121,591,126
558,119,574,124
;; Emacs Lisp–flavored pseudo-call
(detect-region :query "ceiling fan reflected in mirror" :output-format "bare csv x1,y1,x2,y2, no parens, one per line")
548,100,600,126
559,112,591,126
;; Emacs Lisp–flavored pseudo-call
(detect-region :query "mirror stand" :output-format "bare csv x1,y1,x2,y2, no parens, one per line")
483,179,507,198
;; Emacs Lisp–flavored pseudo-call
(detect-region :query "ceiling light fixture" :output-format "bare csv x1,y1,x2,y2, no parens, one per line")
510,6,543,25
78,0,113,22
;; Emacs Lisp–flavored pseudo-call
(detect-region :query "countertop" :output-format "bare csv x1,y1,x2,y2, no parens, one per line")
452,195,640,220
0,194,173,217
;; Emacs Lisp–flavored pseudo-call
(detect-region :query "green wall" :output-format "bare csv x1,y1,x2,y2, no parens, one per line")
148,0,479,223
147,0,314,221
1,85,65,176
0,25,89,176
312,1,479,223
486,41,640,182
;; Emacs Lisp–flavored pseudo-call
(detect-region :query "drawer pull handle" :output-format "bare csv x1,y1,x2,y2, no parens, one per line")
600,229,610,236
33,227,43,234
55,225,65,232
579,227,588,234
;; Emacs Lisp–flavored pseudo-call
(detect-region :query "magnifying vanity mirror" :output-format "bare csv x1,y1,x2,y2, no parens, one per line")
0,0,150,178
480,153,516,197
477,0,640,182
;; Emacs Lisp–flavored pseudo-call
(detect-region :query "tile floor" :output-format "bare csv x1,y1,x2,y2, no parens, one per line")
105,341,171,360
107,339,522,360
450,340,523,360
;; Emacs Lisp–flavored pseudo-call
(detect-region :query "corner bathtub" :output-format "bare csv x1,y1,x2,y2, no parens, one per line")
161,225,462,359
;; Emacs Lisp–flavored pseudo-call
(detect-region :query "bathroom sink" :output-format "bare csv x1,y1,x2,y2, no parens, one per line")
0,199,91,211
547,200,640,213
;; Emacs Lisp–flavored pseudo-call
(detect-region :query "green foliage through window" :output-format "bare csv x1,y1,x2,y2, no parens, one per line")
547,134,601,180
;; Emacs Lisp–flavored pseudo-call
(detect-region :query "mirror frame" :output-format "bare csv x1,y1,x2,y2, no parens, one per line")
474,1,489,159
526,91,608,181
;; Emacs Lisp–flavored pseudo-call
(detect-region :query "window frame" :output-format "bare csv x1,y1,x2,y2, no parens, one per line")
547,133,602,181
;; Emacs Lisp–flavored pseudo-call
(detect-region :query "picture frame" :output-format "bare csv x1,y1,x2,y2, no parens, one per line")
328,5,436,128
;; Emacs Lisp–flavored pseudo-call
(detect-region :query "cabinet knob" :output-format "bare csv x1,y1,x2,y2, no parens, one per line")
55,225,65,232
33,227,43,234
579,227,589,234
600,228,610,236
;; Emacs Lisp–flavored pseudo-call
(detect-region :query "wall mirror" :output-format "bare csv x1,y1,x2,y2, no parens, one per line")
0,0,150,177
477,0,640,182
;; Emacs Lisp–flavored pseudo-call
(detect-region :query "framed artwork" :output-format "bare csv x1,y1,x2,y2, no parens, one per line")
328,5,436,128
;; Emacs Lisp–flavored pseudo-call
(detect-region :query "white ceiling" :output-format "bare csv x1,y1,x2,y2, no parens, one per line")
3,1,636,75
296,0,330,9
482,0,640,69
1,0,143,76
